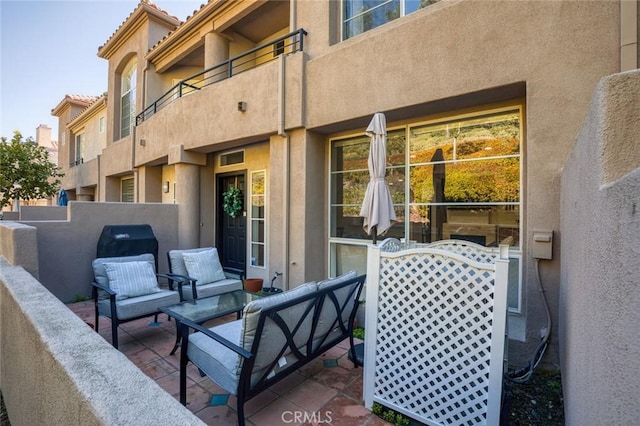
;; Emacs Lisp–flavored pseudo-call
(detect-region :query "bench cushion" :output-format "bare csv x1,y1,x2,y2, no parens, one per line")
187,320,242,394
240,282,318,379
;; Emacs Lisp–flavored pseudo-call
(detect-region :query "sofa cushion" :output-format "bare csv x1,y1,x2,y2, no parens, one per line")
182,248,226,284
187,320,243,394
97,290,180,320
180,278,243,301
240,282,318,375
103,260,160,301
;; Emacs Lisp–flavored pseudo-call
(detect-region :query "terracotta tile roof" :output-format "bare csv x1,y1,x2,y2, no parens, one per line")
51,94,103,120
98,0,183,53
147,1,209,54
67,93,108,126
66,94,101,105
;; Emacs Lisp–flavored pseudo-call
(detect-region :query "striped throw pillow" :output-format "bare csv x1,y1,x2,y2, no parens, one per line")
182,248,226,285
104,261,161,300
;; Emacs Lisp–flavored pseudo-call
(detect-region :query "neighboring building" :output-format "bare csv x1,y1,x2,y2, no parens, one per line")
52,94,105,202
36,124,58,168
51,0,637,374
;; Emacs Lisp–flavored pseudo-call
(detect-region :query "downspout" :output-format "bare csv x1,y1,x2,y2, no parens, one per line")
132,60,148,202
620,0,638,71
278,52,291,290
290,0,297,32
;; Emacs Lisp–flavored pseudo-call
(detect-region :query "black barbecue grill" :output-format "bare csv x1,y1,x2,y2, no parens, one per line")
96,224,159,269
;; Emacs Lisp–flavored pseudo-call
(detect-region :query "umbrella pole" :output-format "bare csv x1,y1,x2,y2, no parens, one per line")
372,225,377,245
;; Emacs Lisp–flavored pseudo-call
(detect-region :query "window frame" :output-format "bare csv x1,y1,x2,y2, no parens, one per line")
249,170,267,269
120,59,137,139
342,0,440,40
75,133,85,165
121,177,134,203
328,104,524,312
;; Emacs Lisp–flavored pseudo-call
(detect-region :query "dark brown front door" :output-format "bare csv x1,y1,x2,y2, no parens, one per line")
217,173,246,273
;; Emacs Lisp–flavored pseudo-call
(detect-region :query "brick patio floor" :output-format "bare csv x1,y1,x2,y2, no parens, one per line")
68,301,389,426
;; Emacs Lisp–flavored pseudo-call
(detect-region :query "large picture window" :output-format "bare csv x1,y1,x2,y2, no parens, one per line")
343,0,440,40
329,106,523,311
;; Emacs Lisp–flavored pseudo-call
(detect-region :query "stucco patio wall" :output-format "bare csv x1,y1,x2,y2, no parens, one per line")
0,257,203,425
560,70,640,424
0,201,179,303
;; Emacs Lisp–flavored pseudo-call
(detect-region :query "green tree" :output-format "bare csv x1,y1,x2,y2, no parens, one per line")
0,131,64,210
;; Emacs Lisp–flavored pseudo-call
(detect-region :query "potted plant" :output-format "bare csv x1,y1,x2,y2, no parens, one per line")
244,278,263,293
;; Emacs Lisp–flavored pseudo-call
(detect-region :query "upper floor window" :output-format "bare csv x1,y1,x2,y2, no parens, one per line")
120,59,137,138
75,133,84,165
343,0,440,40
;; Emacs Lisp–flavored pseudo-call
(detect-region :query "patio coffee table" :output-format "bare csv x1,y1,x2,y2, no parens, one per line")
161,290,263,355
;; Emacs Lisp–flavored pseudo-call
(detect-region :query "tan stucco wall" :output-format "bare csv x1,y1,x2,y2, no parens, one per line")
560,70,640,425
135,52,306,161
0,222,39,279
5,202,178,302
49,0,633,371
0,258,203,426
301,0,620,363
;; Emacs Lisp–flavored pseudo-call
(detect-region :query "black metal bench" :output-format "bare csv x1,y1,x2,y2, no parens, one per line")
177,273,366,426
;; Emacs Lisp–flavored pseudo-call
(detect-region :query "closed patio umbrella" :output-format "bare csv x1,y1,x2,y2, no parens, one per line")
359,112,396,244
58,188,68,206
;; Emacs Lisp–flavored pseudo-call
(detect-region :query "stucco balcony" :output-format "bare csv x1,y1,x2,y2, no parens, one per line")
134,30,306,166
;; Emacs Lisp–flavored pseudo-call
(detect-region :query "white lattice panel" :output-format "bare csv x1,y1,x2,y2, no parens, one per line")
422,239,502,264
364,246,509,426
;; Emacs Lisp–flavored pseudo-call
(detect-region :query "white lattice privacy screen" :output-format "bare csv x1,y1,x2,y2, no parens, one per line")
363,245,509,425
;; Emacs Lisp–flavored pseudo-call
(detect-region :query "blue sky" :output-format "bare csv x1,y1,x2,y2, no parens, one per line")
0,0,202,141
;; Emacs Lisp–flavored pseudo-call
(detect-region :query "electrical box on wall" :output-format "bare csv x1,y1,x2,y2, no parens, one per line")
532,230,553,260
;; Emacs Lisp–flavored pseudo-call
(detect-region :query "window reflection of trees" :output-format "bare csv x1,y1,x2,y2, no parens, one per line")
330,108,521,245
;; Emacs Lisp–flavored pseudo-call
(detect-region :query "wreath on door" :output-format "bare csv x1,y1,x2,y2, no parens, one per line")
223,187,243,218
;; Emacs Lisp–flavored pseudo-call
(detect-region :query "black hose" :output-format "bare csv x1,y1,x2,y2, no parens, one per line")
504,259,551,383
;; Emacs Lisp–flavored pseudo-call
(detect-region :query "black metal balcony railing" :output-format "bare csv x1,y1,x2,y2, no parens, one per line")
136,28,307,125
70,158,83,168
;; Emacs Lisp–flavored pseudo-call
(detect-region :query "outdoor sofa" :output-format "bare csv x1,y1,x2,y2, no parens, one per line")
178,270,366,426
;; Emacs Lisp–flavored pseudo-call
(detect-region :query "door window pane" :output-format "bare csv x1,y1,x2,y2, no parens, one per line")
250,171,266,268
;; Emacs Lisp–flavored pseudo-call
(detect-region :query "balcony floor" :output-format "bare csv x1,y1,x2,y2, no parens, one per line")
69,301,388,426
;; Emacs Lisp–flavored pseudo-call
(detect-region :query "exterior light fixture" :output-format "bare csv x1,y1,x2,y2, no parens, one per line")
139,139,146,146
162,181,170,193
237,101,247,112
